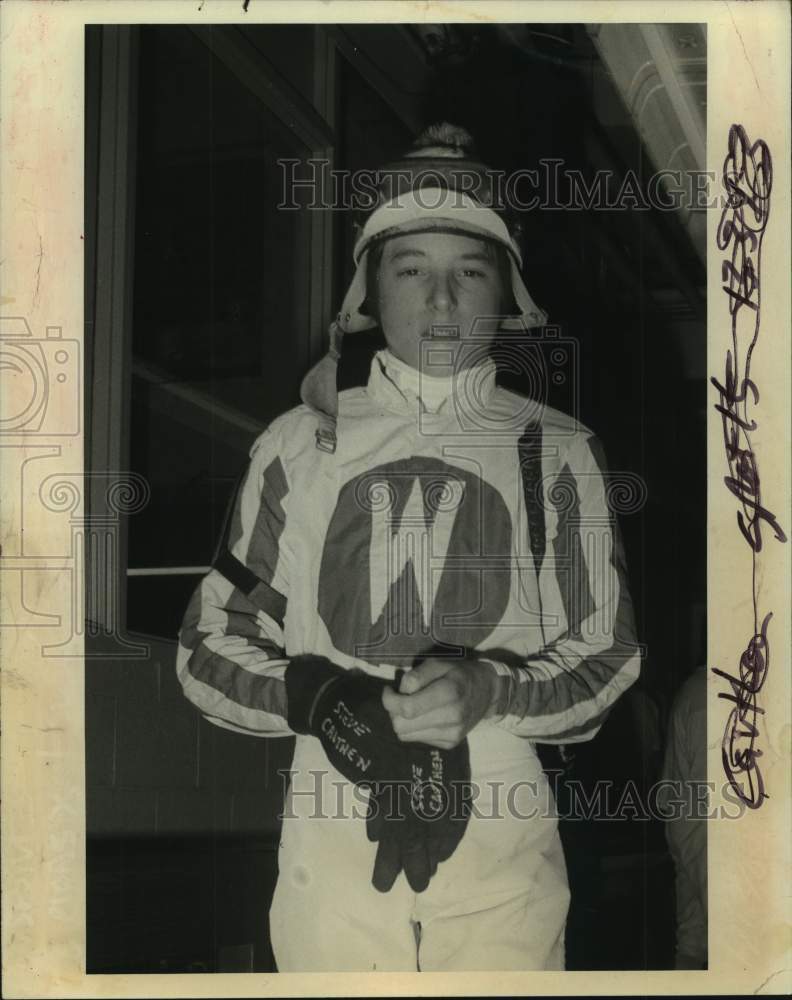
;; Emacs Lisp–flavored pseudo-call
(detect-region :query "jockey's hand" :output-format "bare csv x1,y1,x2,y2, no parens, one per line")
382,656,498,750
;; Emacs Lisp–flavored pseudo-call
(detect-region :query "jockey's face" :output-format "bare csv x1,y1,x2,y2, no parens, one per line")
375,231,504,374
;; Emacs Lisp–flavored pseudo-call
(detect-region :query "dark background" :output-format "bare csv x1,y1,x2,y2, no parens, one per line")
85,23,705,973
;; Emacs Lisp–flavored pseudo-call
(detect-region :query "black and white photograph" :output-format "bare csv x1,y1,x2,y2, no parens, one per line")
84,18,708,974
1,2,789,996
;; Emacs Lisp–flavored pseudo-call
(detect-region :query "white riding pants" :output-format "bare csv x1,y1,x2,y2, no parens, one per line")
269,725,570,972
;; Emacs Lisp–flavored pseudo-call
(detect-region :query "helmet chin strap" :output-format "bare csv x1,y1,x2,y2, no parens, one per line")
299,321,344,454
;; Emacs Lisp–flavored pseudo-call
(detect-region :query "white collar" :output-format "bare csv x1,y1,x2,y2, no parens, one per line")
368,348,497,415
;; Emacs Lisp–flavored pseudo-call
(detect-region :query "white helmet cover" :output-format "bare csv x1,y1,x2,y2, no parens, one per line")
336,188,547,334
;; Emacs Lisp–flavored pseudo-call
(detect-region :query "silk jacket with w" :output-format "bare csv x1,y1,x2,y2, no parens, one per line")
176,352,641,744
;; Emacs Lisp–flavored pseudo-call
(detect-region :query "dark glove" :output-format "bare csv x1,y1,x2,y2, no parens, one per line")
367,739,472,893
286,656,472,894
285,654,403,786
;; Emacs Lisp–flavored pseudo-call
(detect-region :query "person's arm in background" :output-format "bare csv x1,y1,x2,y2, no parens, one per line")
385,431,642,748
175,426,293,736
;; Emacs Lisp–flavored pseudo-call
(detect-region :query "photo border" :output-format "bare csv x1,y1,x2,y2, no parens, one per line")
1,1,789,996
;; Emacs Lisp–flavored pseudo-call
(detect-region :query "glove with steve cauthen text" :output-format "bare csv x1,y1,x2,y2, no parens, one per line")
285,654,405,788
366,678,472,894
285,655,472,893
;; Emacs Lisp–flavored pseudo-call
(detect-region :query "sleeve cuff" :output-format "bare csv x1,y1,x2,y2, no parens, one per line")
476,657,516,726
284,654,341,734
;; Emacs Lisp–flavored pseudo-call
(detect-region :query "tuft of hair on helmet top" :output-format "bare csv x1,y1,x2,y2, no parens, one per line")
412,122,476,155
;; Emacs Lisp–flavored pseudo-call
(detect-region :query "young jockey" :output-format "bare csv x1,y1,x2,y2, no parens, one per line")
177,123,641,971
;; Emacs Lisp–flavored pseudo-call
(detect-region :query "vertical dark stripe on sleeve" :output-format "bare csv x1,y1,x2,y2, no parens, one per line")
585,435,639,648
588,437,638,648
551,463,596,640
245,455,289,585
518,419,546,573
508,435,641,721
